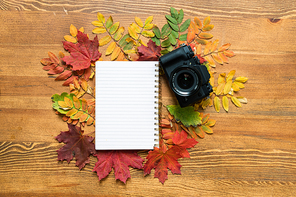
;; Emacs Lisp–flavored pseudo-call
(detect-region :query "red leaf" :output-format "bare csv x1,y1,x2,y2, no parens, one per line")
195,54,206,64
55,124,95,170
83,67,92,81
63,75,78,86
47,66,64,75
137,40,161,61
62,31,102,71
93,150,144,183
172,130,198,158
55,70,73,81
144,145,182,184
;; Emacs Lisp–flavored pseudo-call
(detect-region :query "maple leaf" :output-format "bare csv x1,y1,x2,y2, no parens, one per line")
144,145,183,184
93,150,144,183
137,39,161,61
62,31,101,71
171,130,198,158
56,124,95,170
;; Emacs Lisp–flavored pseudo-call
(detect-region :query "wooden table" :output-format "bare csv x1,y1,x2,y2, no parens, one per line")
1,1,296,196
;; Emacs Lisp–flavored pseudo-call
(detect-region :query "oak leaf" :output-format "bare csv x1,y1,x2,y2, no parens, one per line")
56,124,95,170
62,31,101,71
137,40,161,61
93,150,144,183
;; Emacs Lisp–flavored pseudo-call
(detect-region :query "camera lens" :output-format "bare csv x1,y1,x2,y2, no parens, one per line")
170,67,202,97
177,72,194,89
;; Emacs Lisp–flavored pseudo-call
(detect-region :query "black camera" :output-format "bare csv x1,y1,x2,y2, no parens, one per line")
159,44,213,108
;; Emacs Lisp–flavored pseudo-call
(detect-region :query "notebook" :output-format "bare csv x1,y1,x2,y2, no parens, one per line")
95,61,159,150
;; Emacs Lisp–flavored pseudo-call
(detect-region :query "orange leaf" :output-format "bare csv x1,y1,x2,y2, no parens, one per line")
203,16,211,26
79,113,89,122
187,30,195,43
204,56,216,67
81,78,88,91
196,44,202,55
66,108,78,117
64,97,73,108
73,77,80,89
204,41,212,55
218,43,231,52
189,21,199,34
218,52,228,63
73,96,81,109
70,24,78,37
211,53,223,64
194,126,205,138
116,52,125,61
224,50,235,57
64,35,77,43
86,116,94,125
72,111,84,119
194,17,202,29
211,39,219,52
198,32,213,40
58,101,69,109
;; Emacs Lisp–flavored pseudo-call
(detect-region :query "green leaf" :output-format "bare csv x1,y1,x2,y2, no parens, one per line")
170,7,178,19
179,33,187,41
123,42,133,51
109,22,120,35
171,30,178,39
51,92,76,114
180,19,191,32
153,26,161,39
118,34,130,47
166,105,202,127
177,9,184,24
161,49,169,55
161,38,171,48
106,16,113,29
168,34,177,45
161,24,172,39
167,45,174,52
168,21,179,32
165,15,178,25
151,36,161,46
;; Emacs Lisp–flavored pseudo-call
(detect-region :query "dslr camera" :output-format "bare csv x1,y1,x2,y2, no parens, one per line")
159,44,213,108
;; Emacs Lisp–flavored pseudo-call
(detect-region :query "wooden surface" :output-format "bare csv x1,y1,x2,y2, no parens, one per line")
1,1,296,196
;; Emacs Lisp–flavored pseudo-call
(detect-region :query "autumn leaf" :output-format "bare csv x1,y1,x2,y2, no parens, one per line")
137,39,161,61
62,31,101,71
93,150,144,183
194,113,216,138
56,124,95,170
144,145,182,184
166,105,202,127
171,130,198,158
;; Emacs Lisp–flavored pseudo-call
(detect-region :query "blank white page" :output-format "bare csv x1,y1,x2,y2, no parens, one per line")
95,61,159,150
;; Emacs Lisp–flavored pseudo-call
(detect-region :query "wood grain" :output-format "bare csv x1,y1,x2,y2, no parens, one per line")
1,1,296,196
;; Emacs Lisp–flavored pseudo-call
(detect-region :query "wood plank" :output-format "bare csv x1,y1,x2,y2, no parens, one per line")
1,8,296,196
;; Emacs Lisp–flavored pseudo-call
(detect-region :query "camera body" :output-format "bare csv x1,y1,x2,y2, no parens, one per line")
159,44,213,107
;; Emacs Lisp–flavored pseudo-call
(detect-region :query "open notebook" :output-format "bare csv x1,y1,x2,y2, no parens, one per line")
95,61,159,150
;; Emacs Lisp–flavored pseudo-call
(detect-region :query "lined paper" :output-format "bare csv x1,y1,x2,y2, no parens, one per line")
95,61,159,150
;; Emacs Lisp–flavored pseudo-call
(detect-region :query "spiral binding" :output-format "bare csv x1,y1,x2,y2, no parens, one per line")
154,63,159,148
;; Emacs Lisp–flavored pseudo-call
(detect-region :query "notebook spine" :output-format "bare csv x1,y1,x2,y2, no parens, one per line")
154,64,159,148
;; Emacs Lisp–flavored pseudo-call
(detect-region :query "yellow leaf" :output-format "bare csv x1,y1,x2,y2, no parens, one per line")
235,77,248,83
81,98,88,111
58,101,69,109
76,89,85,99
92,27,107,34
138,39,147,47
59,51,65,58
211,53,223,64
66,108,78,117
79,27,84,33
131,23,141,33
64,35,77,43
202,24,214,31
203,16,211,26
128,26,139,40
231,97,242,107
73,96,81,109
89,72,95,79
145,16,153,25
204,41,212,55
201,125,213,134
99,35,111,46
216,83,225,95
144,23,154,30
218,43,231,52
231,82,240,91
224,50,235,57
106,42,116,55
189,21,199,34
73,77,80,89
214,96,220,112
113,27,124,41
233,81,245,88
226,70,236,82
237,97,248,104
92,21,103,27
222,96,229,112
204,56,216,67
211,39,219,52
126,37,137,45
135,17,144,27
194,126,205,139
86,116,94,125
196,44,202,55
97,12,105,23
64,97,73,108
72,111,84,120
111,46,121,61
223,81,232,95
141,30,155,38
199,32,213,39
218,73,226,84
70,24,77,37
195,38,208,45
79,113,89,123
81,78,88,91
194,17,202,29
